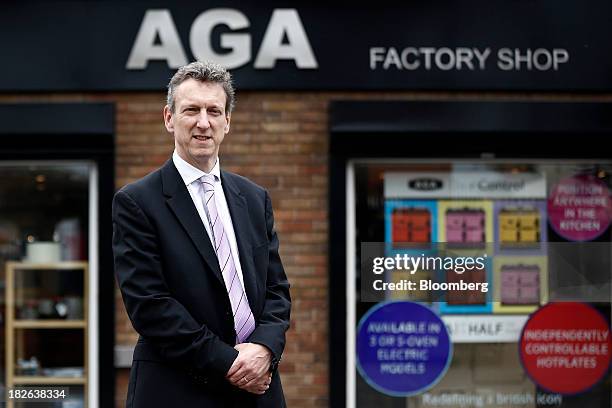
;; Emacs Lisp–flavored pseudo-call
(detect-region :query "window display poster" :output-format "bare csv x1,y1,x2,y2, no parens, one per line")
385,200,438,250
449,171,546,199
356,301,452,397
548,174,611,242
519,302,611,395
384,200,439,303
437,255,493,315
493,200,548,255
492,256,548,314
437,200,494,248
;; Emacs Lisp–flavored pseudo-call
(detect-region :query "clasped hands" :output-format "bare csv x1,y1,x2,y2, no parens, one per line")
226,343,273,395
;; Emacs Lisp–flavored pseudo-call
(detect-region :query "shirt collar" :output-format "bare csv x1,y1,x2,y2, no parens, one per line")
172,150,221,186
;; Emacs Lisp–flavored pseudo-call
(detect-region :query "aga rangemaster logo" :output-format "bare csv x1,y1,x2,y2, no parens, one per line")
408,178,444,191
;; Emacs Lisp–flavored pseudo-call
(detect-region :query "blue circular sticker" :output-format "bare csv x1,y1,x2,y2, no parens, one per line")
356,301,452,397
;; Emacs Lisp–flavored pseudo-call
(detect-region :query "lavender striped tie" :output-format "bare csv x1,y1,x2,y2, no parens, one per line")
199,174,255,343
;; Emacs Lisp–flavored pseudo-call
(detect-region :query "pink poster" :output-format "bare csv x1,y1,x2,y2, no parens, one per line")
548,174,611,241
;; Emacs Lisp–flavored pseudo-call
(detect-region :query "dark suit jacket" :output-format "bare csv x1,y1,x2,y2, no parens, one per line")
112,159,291,408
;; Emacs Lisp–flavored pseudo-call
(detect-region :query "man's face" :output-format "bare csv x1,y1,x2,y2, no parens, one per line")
163,78,231,172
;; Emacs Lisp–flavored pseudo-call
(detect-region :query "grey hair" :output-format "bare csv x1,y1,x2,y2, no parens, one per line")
166,61,236,114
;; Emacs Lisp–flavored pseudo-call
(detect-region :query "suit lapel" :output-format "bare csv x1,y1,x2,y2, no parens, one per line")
161,160,224,286
221,170,259,311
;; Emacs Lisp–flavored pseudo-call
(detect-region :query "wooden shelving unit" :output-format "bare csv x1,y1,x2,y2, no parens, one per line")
5,261,88,407
12,320,86,329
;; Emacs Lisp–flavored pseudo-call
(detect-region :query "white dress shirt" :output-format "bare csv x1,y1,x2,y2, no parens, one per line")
172,150,248,290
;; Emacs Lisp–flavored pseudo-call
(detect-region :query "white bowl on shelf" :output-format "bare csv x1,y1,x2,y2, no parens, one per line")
25,241,61,263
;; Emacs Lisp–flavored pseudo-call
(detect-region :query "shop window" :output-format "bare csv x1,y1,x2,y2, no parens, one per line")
349,160,611,407
0,162,92,407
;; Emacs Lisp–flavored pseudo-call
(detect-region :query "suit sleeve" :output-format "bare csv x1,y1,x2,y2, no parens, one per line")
247,190,291,367
112,189,238,379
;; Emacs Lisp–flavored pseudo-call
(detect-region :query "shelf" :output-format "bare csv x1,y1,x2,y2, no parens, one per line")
12,376,86,385
13,320,86,329
6,261,88,270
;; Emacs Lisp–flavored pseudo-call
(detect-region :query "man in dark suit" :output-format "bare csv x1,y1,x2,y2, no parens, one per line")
112,61,291,407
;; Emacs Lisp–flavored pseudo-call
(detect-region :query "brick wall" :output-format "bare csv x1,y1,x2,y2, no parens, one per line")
2,90,611,407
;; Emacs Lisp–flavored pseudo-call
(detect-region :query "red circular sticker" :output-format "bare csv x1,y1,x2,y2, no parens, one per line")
548,174,611,241
520,302,611,395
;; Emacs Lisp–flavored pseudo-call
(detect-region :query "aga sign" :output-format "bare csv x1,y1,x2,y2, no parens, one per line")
127,8,318,70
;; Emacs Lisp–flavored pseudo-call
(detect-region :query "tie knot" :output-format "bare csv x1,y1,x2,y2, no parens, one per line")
199,174,216,184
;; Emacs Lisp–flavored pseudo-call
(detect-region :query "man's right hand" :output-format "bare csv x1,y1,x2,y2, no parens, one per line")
226,343,273,394
240,371,272,395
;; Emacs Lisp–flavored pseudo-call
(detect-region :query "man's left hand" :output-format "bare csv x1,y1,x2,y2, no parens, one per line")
226,343,272,391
